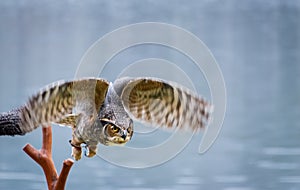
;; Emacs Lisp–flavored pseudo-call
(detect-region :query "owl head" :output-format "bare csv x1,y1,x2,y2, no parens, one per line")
99,118,133,146
97,82,134,146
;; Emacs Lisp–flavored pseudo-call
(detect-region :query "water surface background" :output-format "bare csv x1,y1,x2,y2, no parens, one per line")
0,1,300,189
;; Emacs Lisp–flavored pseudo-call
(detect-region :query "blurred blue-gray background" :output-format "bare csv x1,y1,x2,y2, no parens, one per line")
1,0,300,189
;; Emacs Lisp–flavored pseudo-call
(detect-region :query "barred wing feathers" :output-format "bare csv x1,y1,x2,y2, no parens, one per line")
20,78,109,134
120,78,213,132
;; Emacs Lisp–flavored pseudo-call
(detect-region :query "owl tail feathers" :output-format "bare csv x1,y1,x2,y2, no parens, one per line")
0,107,26,136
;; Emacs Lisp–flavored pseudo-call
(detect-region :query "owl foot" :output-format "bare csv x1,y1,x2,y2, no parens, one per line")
84,145,97,158
72,147,82,161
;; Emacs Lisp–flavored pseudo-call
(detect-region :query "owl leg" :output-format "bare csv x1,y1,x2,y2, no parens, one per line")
69,132,84,161
71,144,82,161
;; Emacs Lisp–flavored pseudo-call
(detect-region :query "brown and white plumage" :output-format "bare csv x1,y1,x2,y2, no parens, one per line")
118,77,212,132
0,77,213,160
19,78,109,134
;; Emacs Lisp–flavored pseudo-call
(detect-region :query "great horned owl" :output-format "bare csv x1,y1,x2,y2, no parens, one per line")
0,77,213,160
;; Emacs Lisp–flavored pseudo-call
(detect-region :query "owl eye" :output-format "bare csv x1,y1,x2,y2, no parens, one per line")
111,125,120,133
127,126,132,134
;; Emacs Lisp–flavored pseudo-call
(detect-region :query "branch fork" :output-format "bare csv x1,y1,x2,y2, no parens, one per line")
23,126,74,190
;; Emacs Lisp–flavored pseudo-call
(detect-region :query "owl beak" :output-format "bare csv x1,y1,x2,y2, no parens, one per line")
121,130,127,140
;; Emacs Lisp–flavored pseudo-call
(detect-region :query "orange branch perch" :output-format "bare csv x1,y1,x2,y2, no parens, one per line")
23,126,74,190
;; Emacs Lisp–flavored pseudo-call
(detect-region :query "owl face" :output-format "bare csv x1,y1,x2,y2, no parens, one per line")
100,118,133,146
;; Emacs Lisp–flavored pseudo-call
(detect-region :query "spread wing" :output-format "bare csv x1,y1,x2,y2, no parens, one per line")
20,78,109,133
115,77,213,132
